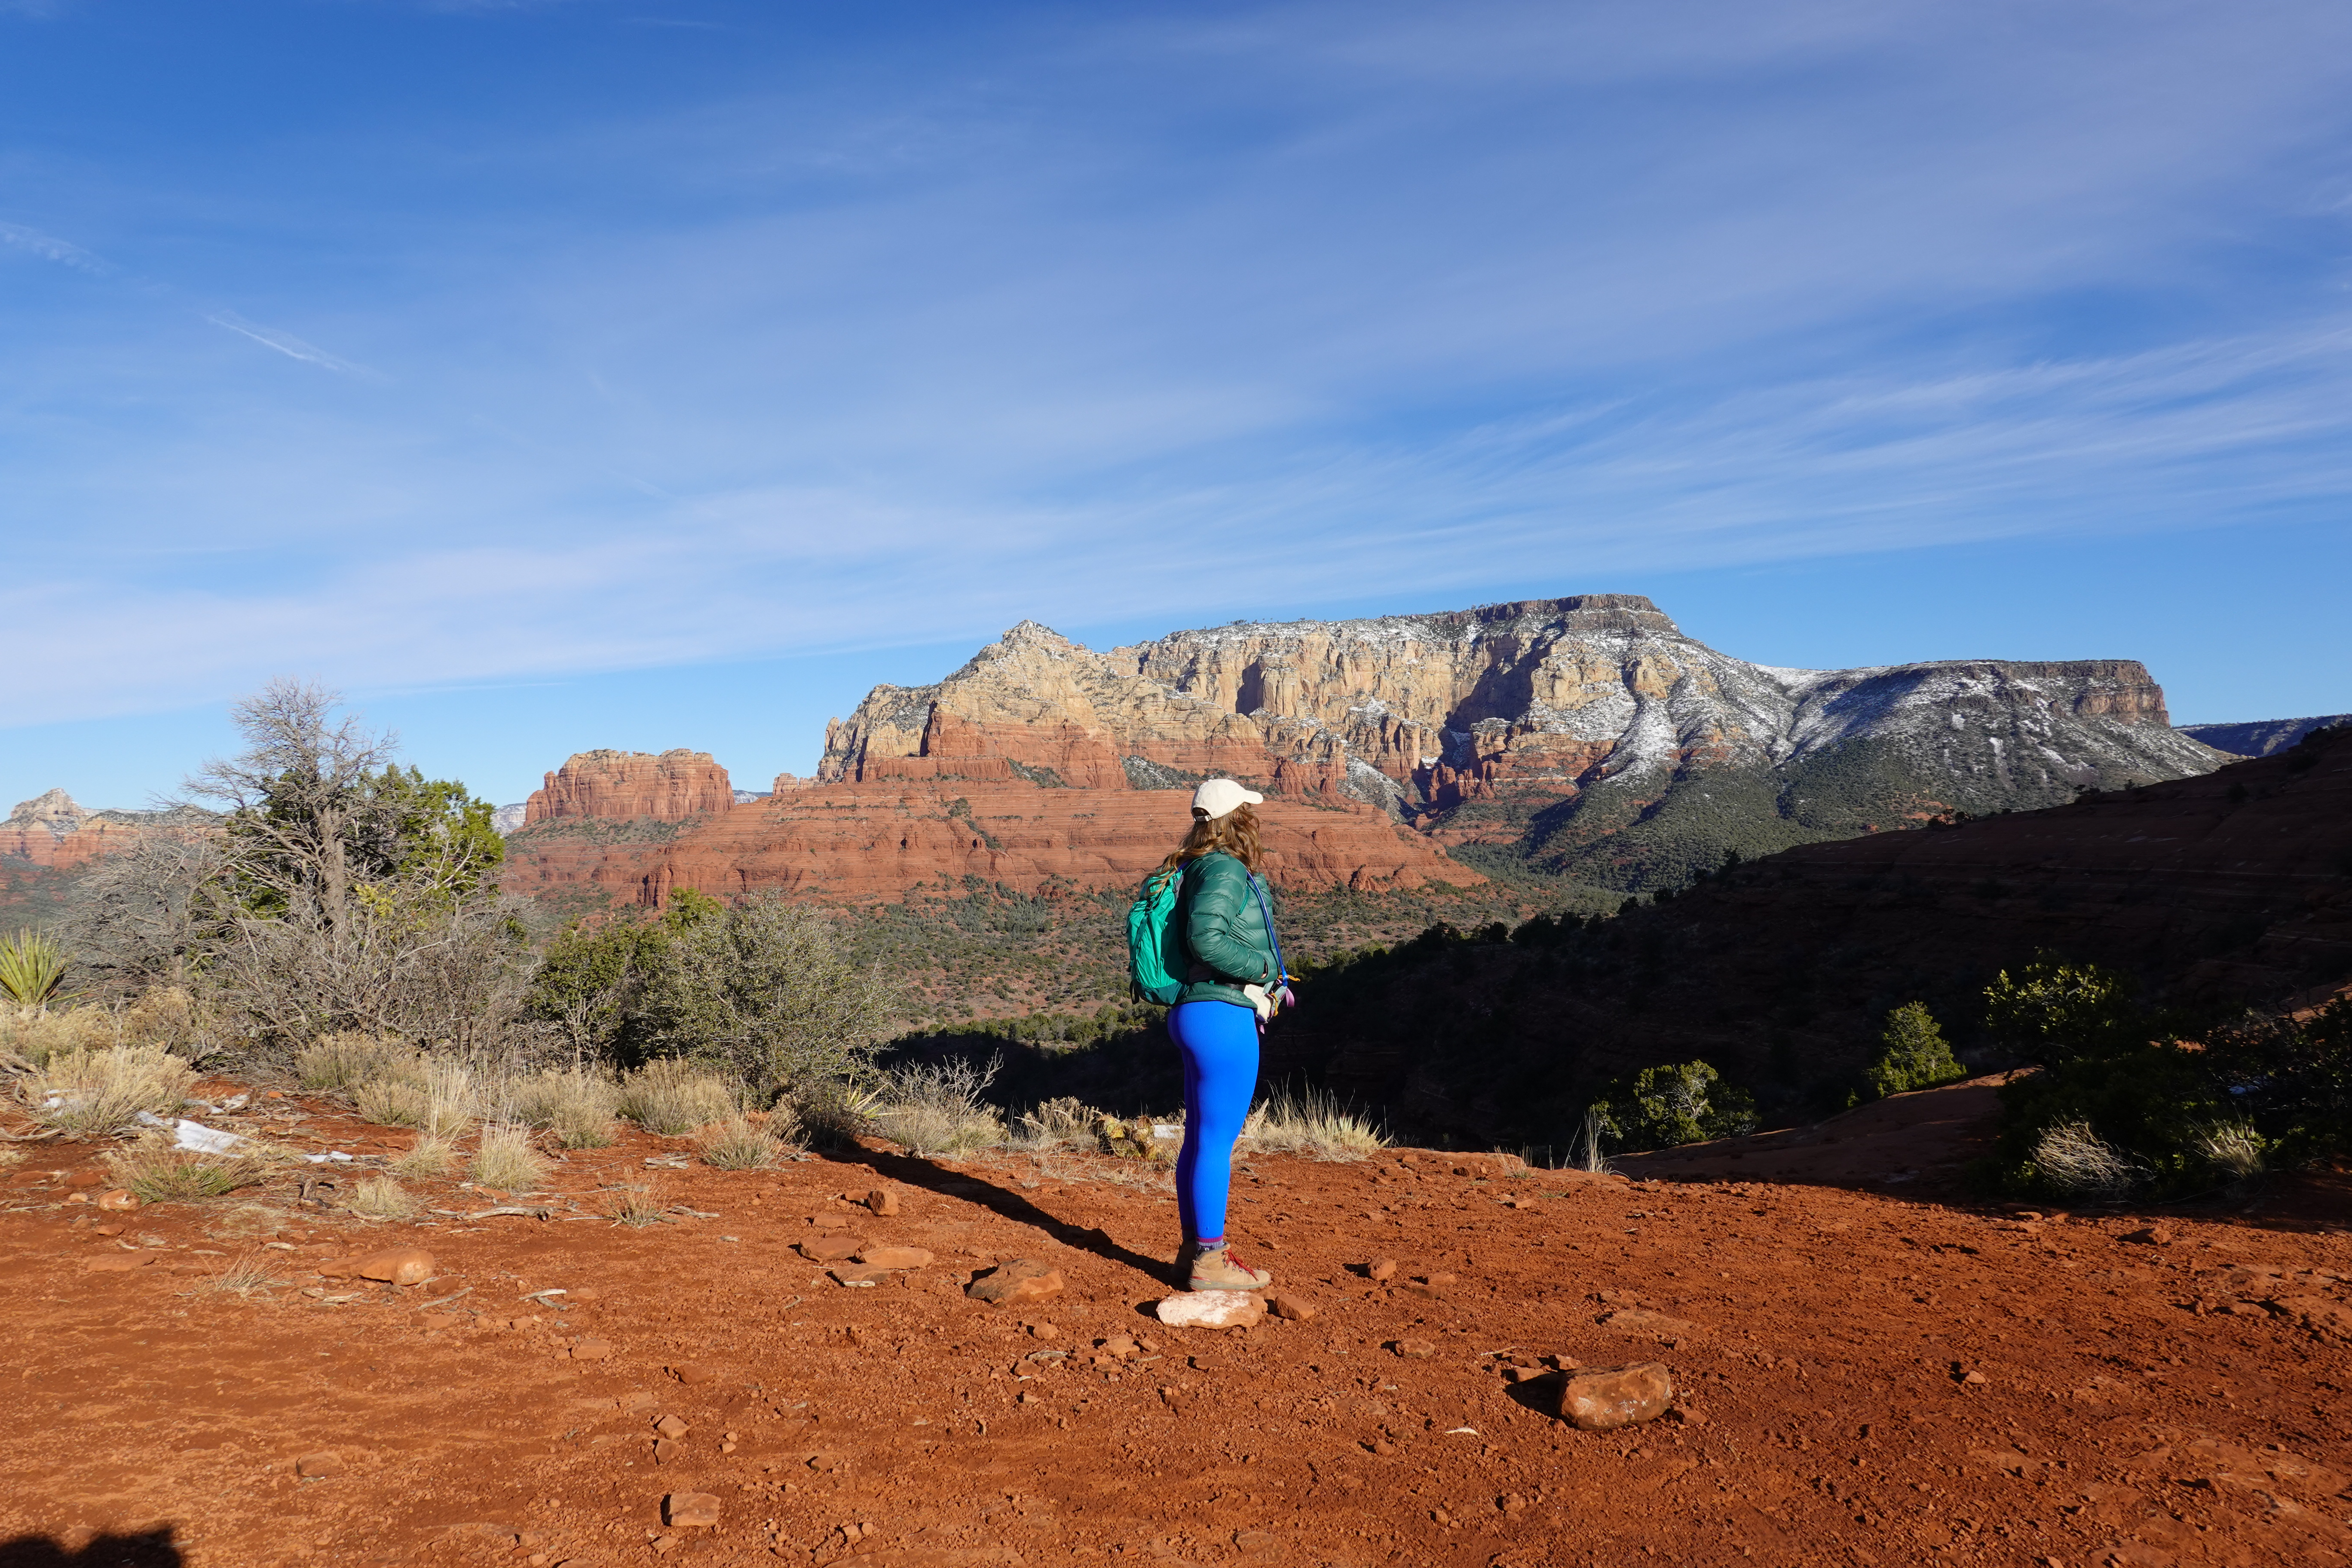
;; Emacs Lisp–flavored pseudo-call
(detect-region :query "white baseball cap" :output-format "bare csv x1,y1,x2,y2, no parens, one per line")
1191,778,1265,819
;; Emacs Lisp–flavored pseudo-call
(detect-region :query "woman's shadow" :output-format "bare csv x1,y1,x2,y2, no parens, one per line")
0,1529,182,1566
815,1144,1176,1288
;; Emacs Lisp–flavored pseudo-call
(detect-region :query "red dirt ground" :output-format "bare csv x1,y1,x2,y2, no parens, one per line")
2,1084,2348,1568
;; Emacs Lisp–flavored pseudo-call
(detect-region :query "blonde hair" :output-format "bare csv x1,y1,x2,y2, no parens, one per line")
1157,802,1262,875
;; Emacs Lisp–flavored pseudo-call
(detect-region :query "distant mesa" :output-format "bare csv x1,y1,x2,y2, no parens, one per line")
500,592,2239,908
2177,714,2352,759
3,789,212,873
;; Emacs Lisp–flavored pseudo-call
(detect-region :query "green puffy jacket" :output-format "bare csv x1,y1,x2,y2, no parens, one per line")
1175,850,1281,1008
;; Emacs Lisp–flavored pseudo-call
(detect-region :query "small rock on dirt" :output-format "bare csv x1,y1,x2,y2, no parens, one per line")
295,1452,342,1478
1366,1259,1397,1282
671,1365,715,1386
95,1190,138,1212
1155,1290,1266,1330
968,1259,1065,1306
857,1246,933,1270
569,1338,614,1361
662,1492,721,1528
1391,1338,1435,1359
83,1255,153,1273
2121,1225,2176,1246
867,1188,900,1217
655,1414,690,1439
1553,1363,1675,1431
1264,1291,1316,1321
352,1247,436,1287
798,1236,864,1263
65,1170,104,1189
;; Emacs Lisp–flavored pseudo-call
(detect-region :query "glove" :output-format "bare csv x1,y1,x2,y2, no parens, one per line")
1242,983,1274,1022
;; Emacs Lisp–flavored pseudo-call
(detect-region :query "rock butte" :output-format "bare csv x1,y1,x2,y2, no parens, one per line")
500,594,2228,907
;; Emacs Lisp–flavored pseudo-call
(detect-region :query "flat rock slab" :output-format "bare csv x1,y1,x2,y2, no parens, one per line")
84,1254,155,1273
1553,1362,1675,1431
858,1246,934,1270
968,1259,1064,1305
799,1236,866,1263
322,1247,437,1287
663,1491,721,1528
1155,1290,1266,1330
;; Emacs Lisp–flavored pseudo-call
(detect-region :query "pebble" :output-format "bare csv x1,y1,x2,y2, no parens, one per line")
296,1452,342,1478
652,1438,681,1464
1392,1338,1435,1359
968,1259,1065,1306
857,1246,934,1271
84,1255,154,1273
655,1415,690,1439
349,1247,436,1287
1553,1362,1675,1431
829,1265,889,1288
1155,1291,1265,1330
671,1365,715,1386
1367,1259,1397,1282
867,1188,900,1217
569,1338,615,1361
95,1190,138,1212
1264,1291,1317,1322
662,1492,721,1528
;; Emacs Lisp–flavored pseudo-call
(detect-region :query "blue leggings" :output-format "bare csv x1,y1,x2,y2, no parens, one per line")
1169,999,1260,1246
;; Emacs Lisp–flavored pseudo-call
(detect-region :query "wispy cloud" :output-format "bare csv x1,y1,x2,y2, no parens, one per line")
204,310,380,378
0,220,112,273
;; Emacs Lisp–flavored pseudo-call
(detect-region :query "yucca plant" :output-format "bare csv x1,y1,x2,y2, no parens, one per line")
0,928,70,1009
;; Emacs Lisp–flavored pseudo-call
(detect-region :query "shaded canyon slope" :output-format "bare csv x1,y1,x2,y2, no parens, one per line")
1273,725,2352,1149
2179,713,2352,758
820,595,2228,892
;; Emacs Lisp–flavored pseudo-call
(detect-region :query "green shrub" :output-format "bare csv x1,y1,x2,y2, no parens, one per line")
1591,1060,1758,1152
1983,955,2145,1064
1866,1002,1965,1098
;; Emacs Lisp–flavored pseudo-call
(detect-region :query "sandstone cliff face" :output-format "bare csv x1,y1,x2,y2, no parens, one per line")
812,596,2226,889
2,790,212,873
524,750,734,826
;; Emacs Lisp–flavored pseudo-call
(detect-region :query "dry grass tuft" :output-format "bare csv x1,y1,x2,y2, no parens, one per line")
618,1060,736,1136
514,1068,621,1149
1008,1096,1105,1152
606,1181,668,1226
695,1114,782,1170
389,1133,460,1179
353,1076,428,1128
870,1056,1006,1155
186,1249,284,1297
101,1135,272,1204
24,1046,197,1136
295,1032,416,1093
2195,1121,2266,1181
469,1124,549,1193
1243,1084,1387,1161
2032,1120,2139,1197
346,1175,419,1219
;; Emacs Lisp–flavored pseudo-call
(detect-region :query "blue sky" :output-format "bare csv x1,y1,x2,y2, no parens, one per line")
5,0,2351,810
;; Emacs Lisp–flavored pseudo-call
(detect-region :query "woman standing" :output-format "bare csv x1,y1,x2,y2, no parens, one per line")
1161,778,1291,1291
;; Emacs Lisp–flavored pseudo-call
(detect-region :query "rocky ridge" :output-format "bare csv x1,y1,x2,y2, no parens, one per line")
2179,714,2352,758
820,595,2228,890
2,789,212,872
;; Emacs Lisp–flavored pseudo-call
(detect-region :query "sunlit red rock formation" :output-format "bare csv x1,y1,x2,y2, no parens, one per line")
524,750,734,826
1,789,207,873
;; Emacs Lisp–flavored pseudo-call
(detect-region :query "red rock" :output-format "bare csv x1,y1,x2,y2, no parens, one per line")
65,1170,103,1189
569,1287,603,1306
1425,1272,1458,1287
798,1236,864,1263
829,1265,889,1288
967,1260,1064,1305
654,1415,690,1439
296,1452,343,1478
1264,1291,1317,1321
1392,1338,1435,1359
1552,1363,1675,1431
525,750,733,827
653,1438,681,1464
856,1246,933,1271
1367,1259,1397,1283
662,1492,721,1528
352,1247,436,1287
84,1254,153,1273
867,1189,900,1217
2121,1225,2176,1246
95,1190,138,1212
671,1365,715,1386
569,1338,615,1361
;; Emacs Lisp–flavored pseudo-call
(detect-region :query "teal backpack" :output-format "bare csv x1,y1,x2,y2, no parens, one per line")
1126,865,1186,1004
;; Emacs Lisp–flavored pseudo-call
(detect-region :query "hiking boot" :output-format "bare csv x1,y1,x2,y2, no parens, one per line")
1189,1242,1271,1292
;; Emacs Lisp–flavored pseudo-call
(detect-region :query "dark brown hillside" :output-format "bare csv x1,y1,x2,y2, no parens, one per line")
1281,725,2352,1147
